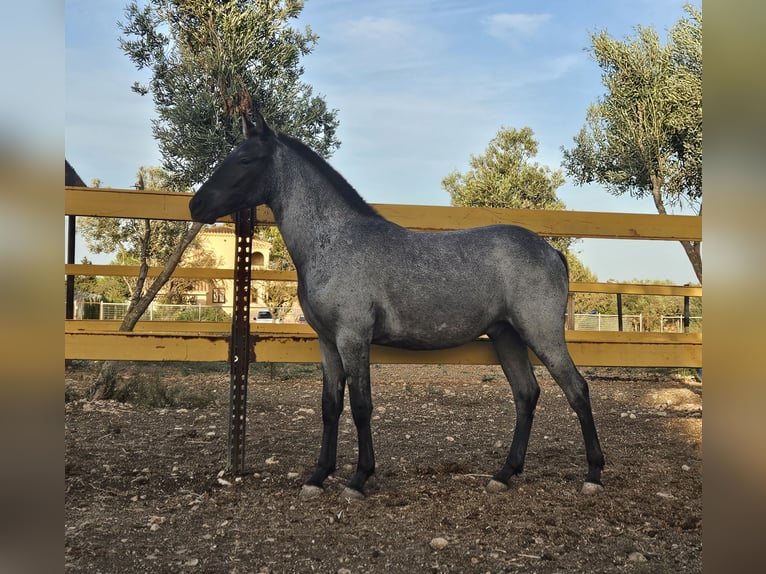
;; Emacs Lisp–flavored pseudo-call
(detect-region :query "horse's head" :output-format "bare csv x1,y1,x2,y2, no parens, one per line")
189,110,277,224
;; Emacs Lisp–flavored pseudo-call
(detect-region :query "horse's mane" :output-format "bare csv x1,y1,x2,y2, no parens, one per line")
279,133,382,219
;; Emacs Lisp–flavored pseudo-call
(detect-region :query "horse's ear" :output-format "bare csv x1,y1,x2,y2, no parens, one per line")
242,110,270,139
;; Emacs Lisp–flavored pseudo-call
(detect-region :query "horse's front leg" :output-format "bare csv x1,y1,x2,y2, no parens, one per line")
339,337,375,498
301,339,346,499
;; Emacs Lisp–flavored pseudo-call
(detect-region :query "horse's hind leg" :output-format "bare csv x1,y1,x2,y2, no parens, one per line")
487,322,541,491
302,338,346,498
528,332,605,492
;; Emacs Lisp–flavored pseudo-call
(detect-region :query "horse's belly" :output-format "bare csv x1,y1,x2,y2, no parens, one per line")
372,316,488,350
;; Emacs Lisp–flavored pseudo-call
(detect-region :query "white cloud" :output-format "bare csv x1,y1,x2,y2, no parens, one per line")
342,15,413,43
487,13,552,39
328,15,444,76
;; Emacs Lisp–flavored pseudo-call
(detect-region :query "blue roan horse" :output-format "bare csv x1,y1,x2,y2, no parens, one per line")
190,111,605,499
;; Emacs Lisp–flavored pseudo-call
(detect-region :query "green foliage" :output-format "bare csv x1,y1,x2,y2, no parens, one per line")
175,306,231,321
253,225,298,314
565,254,613,312
119,0,340,190
444,126,566,210
442,125,573,255
619,280,702,332
77,166,209,303
563,6,701,205
78,167,192,261
73,257,131,302
570,279,703,332
562,5,702,280
256,225,294,269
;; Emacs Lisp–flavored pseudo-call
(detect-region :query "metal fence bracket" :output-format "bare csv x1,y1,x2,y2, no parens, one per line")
228,208,255,475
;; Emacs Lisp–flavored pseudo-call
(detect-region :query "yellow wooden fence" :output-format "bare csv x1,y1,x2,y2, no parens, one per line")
64,187,702,368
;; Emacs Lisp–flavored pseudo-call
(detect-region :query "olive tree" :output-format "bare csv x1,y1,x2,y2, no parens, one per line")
562,5,702,281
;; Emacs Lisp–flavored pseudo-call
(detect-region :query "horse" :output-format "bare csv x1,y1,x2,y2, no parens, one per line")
189,110,605,499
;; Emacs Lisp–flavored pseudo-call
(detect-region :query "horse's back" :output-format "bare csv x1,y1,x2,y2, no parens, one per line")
301,220,569,350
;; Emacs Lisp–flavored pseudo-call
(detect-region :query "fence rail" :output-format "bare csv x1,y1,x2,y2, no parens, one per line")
65,186,702,240
65,321,702,367
65,187,702,368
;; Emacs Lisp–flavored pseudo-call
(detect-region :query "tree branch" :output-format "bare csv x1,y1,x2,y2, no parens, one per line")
118,222,204,332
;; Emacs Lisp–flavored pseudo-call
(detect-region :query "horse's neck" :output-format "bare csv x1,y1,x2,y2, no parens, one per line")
268,149,377,269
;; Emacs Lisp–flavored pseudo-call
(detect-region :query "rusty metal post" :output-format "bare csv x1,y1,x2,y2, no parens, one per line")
228,208,255,474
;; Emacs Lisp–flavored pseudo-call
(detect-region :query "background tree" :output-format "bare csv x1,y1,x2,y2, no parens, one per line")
621,280,703,332
562,4,702,282
74,256,131,304
120,0,339,190
442,125,591,280
78,166,213,306
257,242,298,321
86,0,339,398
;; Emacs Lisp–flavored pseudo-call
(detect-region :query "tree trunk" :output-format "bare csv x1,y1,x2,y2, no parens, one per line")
649,175,702,284
89,221,204,399
678,239,702,283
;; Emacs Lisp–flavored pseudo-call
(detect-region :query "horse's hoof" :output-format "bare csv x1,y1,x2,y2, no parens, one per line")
486,479,509,493
341,486,365,500
581,481,604,495
299,484,323,500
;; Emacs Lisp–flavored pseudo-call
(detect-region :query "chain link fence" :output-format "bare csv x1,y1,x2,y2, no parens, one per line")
572,313,643,332
76,301,304,323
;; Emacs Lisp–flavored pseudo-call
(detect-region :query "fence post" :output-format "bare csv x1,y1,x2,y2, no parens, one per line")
228,207,255,475
566,293,575,330
616,293,623,332
683,296,690,334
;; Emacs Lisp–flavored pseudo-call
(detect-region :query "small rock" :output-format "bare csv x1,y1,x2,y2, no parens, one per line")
287,472,300,479
338,568,352,574
681,464,691,472
628,551,647,563
184,557,199,566
147,515,165,531
430,537,449,550
265,456,279,465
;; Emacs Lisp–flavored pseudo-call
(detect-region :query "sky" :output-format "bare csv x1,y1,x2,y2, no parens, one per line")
65,0,701,284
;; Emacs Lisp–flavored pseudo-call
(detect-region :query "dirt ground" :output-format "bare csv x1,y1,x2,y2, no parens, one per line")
65,362,702,573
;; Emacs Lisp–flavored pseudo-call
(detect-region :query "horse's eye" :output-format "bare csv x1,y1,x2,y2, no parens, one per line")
239,156,253,166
